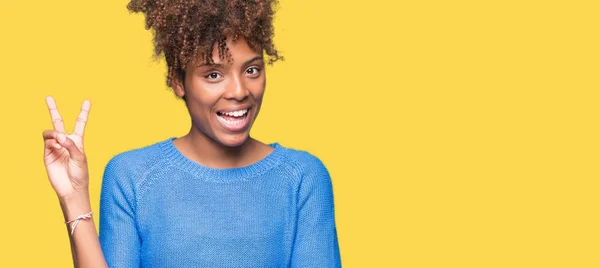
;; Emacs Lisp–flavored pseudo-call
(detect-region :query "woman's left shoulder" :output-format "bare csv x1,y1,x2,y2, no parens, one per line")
276,144,330,176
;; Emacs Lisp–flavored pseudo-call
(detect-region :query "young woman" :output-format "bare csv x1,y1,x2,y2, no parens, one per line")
42,0,341,267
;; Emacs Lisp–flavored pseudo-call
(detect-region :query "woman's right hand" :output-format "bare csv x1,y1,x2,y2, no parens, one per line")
42,96,92,201
44,97,108,268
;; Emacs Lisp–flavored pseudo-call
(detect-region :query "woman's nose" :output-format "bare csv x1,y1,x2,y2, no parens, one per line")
224,75,249,101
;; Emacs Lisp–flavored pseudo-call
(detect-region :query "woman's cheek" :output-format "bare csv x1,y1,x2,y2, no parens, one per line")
199,80,226,95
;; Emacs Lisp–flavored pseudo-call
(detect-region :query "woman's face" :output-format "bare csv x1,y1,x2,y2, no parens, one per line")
174,36,266,147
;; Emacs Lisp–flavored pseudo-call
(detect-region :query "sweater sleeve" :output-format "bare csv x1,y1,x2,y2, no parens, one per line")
290,154,342,267
98,156,142,268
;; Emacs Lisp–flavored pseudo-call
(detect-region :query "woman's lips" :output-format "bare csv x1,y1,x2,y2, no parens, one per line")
215,110,250,132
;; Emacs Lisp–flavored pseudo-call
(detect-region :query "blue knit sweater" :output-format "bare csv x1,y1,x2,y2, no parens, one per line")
98,137,341,267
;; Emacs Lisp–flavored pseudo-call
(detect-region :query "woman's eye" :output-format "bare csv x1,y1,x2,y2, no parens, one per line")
246,67,260,76
205,72,222,79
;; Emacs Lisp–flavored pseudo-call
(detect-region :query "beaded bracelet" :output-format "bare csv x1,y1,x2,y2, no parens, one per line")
65,212,93,235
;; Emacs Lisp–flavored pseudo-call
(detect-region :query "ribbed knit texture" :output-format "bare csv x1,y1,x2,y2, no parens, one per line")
98,137,341,268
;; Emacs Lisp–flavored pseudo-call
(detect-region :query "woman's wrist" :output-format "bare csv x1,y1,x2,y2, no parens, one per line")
59,190,92,222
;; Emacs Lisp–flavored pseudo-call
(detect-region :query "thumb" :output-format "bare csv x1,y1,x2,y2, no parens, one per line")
56,132,85,163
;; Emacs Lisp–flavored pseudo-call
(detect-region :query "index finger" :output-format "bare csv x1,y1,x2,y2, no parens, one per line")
45,96,65,132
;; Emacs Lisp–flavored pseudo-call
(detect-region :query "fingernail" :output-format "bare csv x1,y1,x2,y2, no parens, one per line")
57,133,66,142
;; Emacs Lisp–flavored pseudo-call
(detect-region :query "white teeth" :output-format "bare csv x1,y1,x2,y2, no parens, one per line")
222,109,248,117
217,112,247,127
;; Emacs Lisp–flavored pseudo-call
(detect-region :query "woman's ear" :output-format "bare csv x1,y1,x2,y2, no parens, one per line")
173,71,186,98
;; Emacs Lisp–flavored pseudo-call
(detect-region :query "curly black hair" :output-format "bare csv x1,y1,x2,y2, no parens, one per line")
127,0,283,96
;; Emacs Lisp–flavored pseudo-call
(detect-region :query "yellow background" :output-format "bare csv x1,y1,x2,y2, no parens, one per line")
0,0,598,267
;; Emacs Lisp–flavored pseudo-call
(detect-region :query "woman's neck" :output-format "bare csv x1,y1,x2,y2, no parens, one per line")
173,129,272,169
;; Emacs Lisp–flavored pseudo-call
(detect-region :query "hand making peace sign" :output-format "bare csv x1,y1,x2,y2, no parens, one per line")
42,96,92,201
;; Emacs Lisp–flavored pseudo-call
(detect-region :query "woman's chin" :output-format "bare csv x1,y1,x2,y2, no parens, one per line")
218,133,250,147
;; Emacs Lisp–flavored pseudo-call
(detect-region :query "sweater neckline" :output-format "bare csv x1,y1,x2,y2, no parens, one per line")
159,137,286,181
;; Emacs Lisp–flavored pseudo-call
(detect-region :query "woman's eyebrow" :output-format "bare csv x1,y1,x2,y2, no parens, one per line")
196,56,263,68
197,62,225,69
243,56,264,66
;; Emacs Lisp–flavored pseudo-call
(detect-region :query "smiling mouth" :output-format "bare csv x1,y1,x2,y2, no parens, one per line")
216,107,249,118
215,108,251,131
